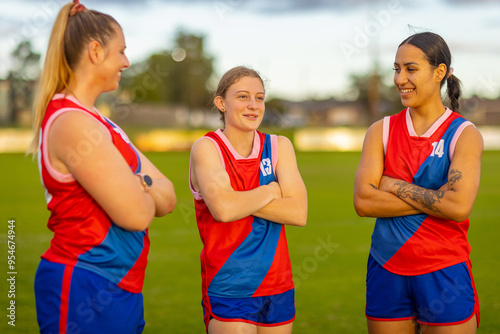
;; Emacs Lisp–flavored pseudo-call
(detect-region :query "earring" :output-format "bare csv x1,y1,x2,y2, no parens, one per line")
221,108,225,112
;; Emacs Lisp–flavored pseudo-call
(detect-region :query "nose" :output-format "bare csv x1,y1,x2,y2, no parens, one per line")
394,70,407,86
123,54,130,69
247,97,258,110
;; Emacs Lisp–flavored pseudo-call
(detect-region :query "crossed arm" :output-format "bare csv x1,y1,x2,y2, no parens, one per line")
49,111,176,232
190,135,307,226
353,120,483,221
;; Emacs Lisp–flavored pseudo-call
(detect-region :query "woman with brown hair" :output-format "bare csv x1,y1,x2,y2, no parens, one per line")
354,32,482,334
189,66,308,333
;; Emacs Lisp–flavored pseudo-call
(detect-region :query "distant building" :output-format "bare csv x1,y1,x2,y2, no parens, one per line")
0,78,36,126
281,99,369,127
462,95,500,125
280,95,500,128
0,79,11,123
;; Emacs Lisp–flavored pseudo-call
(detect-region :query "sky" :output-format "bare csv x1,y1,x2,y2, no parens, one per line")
1,0,500,101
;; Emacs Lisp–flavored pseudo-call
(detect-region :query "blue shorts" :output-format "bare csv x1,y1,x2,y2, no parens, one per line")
366,254,480,326
202,289,295,331
35,259,145,334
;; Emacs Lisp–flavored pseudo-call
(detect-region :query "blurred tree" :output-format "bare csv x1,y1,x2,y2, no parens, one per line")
7,40,41,124
121,30,214,109
168,32,214,108
347,66,400,125
265,98,285,114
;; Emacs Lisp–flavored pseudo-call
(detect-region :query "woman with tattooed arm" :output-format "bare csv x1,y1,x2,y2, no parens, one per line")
353,32,483,334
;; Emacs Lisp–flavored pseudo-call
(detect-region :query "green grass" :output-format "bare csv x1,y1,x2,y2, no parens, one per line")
1,150,499,333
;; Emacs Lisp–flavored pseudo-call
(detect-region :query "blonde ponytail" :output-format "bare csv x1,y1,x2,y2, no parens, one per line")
27,2,119,157
27,3,74,157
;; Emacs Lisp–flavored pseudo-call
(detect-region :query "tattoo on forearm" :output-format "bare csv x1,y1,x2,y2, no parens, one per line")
394,180,444,213
370,183,378,190
448,169,463,190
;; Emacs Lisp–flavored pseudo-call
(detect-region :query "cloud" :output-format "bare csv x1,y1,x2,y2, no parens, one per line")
14,0,500,16
81,0,386,13
240,0,369,13
444,0,500,3
78,0,499,17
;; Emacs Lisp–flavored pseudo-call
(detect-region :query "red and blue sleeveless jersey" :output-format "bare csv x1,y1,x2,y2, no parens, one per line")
190,129,294,299
370,108,474,275
37,94,149,293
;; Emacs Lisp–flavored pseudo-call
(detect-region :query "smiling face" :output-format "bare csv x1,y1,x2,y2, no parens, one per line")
393,43,445,110
98,24,130,92
215,76,266,132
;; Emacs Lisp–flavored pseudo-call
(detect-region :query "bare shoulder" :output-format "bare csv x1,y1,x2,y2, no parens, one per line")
190,136,225,172
191,136,219,157
456,124,484,152
49,110,110,156
190,135,228,192
367,119,384,136
361,119,384,150
276,135,295,154
276,135,293,146
48,110,114,173
461,124,483,142
50,110,108,141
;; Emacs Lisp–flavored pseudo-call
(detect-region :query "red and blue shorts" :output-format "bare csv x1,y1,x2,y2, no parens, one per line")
34,259,145,334
365,254,480,327
202,288,295,332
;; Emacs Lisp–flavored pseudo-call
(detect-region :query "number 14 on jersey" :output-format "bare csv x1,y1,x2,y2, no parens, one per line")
430,139,445,158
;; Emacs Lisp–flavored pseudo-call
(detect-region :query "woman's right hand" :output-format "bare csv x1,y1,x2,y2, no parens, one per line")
354,120,422,218
267,181,282,200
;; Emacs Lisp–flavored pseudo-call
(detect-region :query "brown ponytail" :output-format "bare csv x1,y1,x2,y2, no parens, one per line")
446,74,462,113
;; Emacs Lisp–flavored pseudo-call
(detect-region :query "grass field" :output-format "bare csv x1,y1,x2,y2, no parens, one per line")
1,150,499,333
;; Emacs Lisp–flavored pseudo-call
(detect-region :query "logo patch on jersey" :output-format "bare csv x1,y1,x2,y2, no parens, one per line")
260,158,272,176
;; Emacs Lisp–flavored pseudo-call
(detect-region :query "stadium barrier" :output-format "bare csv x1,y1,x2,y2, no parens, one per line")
1,127,499,153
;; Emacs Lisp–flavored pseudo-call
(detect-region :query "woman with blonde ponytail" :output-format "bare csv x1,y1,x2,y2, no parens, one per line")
354,32,483,333
32,2,176,333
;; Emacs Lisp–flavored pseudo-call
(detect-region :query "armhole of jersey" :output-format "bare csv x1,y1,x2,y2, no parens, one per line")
449,121,474,161
271,134,278,176
42,108,111,183
189,136,225,200
382,116,391,156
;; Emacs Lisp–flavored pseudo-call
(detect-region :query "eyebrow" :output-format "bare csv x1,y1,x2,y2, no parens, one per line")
394,62,419,66
234,90,265,95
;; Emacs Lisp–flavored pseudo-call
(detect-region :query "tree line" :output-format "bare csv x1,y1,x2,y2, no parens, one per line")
2,29,424,127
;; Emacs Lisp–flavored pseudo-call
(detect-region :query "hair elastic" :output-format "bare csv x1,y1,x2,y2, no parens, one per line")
70,0,87,16
447,67,454,79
